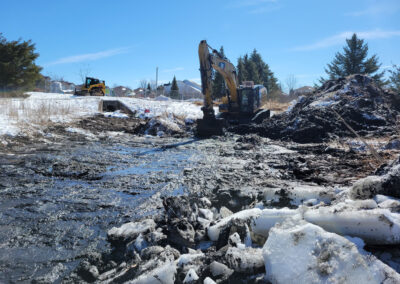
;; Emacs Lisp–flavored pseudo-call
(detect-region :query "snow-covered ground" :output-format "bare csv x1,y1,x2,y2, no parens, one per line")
0,92,207,138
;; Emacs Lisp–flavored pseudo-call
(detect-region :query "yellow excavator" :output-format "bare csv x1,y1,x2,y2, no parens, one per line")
74,77,106,96
196,40,270,137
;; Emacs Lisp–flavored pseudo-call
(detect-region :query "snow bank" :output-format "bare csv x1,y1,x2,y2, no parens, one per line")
263,217,400,283
0,92,209,138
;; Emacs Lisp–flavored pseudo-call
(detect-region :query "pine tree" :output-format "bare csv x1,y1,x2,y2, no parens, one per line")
170,76,179,99
388,64,400,93
237,50,279,93
321,33,385,85
212,46,226,99
147,83,151,91
237,56,248,83
0,33,42,91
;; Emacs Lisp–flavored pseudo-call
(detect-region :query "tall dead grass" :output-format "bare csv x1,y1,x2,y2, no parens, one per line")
1,98,73,126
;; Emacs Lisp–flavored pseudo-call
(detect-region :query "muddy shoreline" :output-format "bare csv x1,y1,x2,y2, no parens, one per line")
1,113,398,283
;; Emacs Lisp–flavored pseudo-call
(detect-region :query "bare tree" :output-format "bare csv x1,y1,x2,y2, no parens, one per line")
139,79,148,97
139,79,148,90
285,74,297,94
78,64,91,84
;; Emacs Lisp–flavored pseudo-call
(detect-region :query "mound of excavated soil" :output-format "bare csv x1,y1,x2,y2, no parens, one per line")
232,74,400,143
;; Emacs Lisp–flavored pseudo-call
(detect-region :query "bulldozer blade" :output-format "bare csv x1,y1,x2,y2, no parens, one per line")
196,118,225,138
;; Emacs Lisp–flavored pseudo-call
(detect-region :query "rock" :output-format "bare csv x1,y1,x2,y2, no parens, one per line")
167,219,195,248
216,218,251,250
183,268,199,283
210,261,234,278
199,197,212,208
76,261,99,282
107,219,156,243
140,246,165,261
163,196,198,222
225,247,265,274
263,217,400,283
350,161,400,199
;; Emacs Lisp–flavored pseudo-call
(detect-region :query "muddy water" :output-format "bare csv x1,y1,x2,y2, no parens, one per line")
0,135,200,283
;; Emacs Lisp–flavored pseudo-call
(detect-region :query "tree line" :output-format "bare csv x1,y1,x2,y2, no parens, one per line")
1,32,400,96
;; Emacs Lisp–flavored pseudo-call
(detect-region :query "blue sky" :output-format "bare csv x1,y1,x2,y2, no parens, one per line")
2,0,400,90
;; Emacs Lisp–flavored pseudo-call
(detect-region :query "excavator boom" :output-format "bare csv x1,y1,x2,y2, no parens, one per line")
196,40,225,137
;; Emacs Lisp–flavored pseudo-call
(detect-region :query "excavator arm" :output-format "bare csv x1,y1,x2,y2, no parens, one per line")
198,40,239,117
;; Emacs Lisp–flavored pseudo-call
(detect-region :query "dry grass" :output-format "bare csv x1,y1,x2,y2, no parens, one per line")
0,91,30,99
1,98,73,126
262,101,291,112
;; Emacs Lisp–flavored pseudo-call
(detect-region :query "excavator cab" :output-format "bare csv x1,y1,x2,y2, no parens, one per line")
196,40,270,137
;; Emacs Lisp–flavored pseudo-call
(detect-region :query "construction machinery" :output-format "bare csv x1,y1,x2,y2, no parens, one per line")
74,77,106,96
196,40,270,137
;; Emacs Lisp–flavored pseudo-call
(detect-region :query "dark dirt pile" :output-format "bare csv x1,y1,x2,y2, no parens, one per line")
232,74,400,143
73,114,192,137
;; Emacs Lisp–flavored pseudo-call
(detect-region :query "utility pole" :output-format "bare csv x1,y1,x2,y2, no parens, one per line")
155,67,158,95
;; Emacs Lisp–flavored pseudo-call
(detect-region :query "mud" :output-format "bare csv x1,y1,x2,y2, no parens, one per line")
0,128,200,283
231,74,400,143
1,114,399,282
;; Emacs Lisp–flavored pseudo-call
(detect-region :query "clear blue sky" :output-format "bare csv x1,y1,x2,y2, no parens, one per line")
2,0,400,90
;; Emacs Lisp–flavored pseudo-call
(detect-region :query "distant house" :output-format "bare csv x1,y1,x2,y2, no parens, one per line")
112,86,132,97
290,86,315,97
163,80,202,100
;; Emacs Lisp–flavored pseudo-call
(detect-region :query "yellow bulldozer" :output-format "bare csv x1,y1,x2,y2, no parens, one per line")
74,77,106,96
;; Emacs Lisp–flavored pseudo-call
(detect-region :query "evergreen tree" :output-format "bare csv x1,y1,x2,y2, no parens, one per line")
0,33,42,90
212,46,226,99
321,33,385,85
170,76,179,99
147,83,151,91
236,50,279,93
388,64,400,94
237,56,248,83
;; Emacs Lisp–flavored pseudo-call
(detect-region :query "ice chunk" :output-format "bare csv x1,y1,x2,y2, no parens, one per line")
128,261,176,284
304,206,400,245
133,233,148,252
183,268,199,283
263,185,337,206
210,261,234,278
263,218,400,283
204,277,217,284
177,252,204,267
207,208,262,241
199,208,214,220
107,219,156,242
252,208,299,237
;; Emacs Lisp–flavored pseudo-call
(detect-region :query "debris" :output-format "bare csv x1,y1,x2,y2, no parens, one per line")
232,75,400,143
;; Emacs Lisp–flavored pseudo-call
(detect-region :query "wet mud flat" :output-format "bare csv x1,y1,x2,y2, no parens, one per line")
0,130,200,283
0,117,398,283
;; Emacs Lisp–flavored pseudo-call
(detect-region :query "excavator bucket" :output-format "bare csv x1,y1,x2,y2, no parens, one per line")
196,117,225,138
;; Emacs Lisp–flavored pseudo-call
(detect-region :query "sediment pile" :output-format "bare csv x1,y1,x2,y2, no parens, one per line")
233,74,400,143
